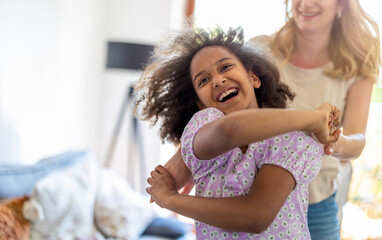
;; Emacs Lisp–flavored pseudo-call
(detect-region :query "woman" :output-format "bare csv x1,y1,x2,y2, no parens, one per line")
159,0,380,239
247,0,380,239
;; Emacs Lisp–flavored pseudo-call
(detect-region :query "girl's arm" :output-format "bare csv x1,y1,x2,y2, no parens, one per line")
195,103,341,160
328,78,373,160
158,103,341,193
147,104,340,232
163,147,194,193
147,164,295,233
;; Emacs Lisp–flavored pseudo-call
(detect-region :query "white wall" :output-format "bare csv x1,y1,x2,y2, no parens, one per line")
0,0,105,164
0,0,185,165
0,0,187,195
99,0,186,190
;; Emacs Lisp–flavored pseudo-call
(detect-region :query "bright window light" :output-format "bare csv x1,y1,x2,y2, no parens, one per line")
194,0,285,41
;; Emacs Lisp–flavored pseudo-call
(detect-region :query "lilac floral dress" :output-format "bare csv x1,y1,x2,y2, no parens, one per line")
181,108,323,240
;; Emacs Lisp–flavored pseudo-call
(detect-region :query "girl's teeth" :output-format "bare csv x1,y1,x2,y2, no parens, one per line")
219,89,237,102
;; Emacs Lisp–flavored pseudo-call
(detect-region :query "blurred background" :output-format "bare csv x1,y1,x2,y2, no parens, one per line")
0,0,381,239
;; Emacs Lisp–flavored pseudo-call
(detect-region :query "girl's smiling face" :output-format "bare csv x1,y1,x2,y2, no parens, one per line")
190,46,261,115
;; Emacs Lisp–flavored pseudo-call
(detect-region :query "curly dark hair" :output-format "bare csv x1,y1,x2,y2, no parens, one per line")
134,27,294,144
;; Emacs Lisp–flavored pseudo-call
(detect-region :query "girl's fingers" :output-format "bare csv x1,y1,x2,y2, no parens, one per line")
146,180,156,203
155,165,171,176
333,108,341,123
146,189,155,203
334,129,342,138
147,177,154,185
329,122,336,134
150,169,162,179
148,166,172,185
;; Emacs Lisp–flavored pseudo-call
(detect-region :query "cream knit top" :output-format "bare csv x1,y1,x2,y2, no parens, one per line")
248,36,358,203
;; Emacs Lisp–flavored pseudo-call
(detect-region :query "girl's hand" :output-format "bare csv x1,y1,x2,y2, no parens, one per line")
313,103,342,145
146,165,179,208
148,148,194,203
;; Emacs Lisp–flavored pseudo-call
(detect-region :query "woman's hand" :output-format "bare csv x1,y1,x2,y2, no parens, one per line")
313,103,342,146
146,165,179,208
324,142,336,155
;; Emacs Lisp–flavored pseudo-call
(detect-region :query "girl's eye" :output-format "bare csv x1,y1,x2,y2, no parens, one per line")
199,78,209,86
221,64,232,71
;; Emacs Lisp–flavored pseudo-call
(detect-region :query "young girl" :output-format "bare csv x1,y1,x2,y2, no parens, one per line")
135,27,341,239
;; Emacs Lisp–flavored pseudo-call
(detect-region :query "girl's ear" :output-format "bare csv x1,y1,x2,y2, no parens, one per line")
197,100,206,110
250,72,261,89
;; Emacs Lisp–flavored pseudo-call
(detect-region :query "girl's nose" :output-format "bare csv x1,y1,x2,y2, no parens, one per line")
213,78,227,88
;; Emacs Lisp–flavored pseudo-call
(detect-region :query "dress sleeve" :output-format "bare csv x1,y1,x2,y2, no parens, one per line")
180,108,231,179
254,131,324,184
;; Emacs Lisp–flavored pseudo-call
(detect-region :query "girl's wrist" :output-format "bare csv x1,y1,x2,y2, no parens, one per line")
306,110,324,134
165,192,179,210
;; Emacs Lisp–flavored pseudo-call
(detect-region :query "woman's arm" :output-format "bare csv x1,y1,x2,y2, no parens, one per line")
147,164,295,233
330,78,373,160
194,103,341,160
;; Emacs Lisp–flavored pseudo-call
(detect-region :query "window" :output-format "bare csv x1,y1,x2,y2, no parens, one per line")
194,0,285,41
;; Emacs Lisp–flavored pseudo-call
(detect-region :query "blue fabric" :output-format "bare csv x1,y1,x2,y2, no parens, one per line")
308,193,340,240
141,217,192,239
0,151,89,199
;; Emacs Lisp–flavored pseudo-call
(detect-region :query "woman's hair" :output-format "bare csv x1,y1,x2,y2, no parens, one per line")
135,27,294,144
270,0,381,82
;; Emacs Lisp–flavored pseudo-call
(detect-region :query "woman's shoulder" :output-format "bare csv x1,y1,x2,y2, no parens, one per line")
247,34,272,46
246,35,274,58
